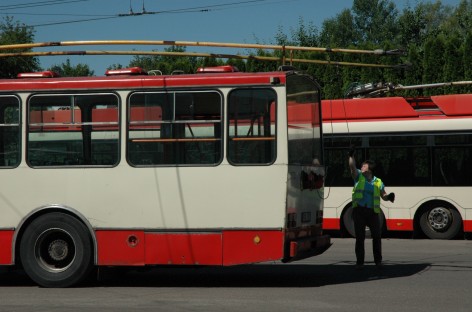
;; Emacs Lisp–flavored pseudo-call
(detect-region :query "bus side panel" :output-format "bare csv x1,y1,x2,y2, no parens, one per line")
144,232,222,265
96,230,283,266
464,220,472,232
96,230,146,266
0,230,14,265
322,218,340,230
222,230,284,266
386,219,414,231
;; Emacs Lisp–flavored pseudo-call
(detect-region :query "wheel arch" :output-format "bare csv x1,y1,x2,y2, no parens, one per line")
13,205,97,266
413,199,464,238
413,199,463,229
340,202,387,237
340,202,354,237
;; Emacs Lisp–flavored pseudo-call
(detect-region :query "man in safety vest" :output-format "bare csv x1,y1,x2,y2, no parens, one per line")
348,147,395,270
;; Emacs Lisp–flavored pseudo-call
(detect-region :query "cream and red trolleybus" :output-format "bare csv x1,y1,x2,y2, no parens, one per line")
322,94,472,239
0,65,330,287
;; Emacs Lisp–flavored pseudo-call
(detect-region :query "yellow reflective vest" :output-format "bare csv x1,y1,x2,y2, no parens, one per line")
352,173,383,214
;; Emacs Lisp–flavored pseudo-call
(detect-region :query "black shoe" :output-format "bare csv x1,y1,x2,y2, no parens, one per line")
355,264,364,270
375,262,383,269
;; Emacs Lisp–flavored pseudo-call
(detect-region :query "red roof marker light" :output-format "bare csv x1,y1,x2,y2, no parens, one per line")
196,65,239,73
105,67,147,76
17,71,60,78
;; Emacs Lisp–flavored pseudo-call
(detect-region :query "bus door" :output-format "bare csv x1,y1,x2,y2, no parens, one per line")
284,73,329,261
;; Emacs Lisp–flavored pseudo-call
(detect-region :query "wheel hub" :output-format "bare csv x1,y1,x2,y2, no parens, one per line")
428,207,451,230
48,239,69,261
35,228,76,272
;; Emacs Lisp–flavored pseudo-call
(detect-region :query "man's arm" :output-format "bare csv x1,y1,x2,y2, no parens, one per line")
381,189,388,201
349,156,358,180
348,146,358,180
381,188,395,202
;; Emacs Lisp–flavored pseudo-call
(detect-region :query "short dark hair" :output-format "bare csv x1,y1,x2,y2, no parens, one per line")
362,160,376,173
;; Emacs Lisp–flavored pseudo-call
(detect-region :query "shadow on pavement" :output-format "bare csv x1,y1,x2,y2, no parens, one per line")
97,262,431,287
0,262,431,288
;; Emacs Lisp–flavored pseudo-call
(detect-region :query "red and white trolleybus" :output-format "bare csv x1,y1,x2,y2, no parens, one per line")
322,94,472,239
0,65,330,287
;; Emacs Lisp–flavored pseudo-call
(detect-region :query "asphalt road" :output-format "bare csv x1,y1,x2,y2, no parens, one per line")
1,237,471,312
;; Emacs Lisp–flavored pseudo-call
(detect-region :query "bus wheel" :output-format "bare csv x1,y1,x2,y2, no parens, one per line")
419,205,462,240
342,206,356,237
20,212,93,288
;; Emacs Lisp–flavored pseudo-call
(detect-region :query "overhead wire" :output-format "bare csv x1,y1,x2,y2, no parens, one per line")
1,12,112,17
0,0,90,10
27,15,120,27
2,0,300,27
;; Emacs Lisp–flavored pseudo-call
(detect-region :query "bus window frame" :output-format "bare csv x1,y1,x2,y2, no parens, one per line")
26,92,121,168
126,89,224,167
226,87,278,166
0,94,21,169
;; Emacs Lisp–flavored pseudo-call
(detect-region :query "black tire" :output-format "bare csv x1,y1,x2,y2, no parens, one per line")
20,212,93,288
342,205,385,238
342,205,356,237
419,205,462,240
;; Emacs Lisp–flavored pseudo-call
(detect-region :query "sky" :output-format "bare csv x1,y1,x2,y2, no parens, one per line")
1,0,465,75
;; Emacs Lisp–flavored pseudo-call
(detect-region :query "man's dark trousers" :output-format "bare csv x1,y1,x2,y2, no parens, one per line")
353,206,382,265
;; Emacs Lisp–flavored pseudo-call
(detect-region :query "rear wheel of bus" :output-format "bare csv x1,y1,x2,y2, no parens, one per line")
19,212,93,288
419,203,462,240
342,205,385,238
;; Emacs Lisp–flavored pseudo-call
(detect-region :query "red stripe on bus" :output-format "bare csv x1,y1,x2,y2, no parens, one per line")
96,231,146,266
322,218,340,230
95,230,284,266
323,218,416,232
222,230,284,265
386,219,414,231
463,220,472,232
144,232,223,265
0,230,14,265
0,72,287,91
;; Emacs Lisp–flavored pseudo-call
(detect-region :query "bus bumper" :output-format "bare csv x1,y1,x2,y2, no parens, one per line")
282,234,332,263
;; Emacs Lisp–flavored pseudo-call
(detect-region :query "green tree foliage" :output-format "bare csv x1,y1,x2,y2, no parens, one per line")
0,16,40,78
49,59,94,77
279,0,472,98
128,46,222,75
464,32,472,80
319,10,358,48
107,63,124,70
352,0,399,45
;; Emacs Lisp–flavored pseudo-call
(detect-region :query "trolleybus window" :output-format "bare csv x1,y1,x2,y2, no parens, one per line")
227,88,276,165
368,135,430,186
0,95,20,168
128,91,222,166
27,93,119,167
324,137,362,187
324,133,472,188
433,133,472,186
